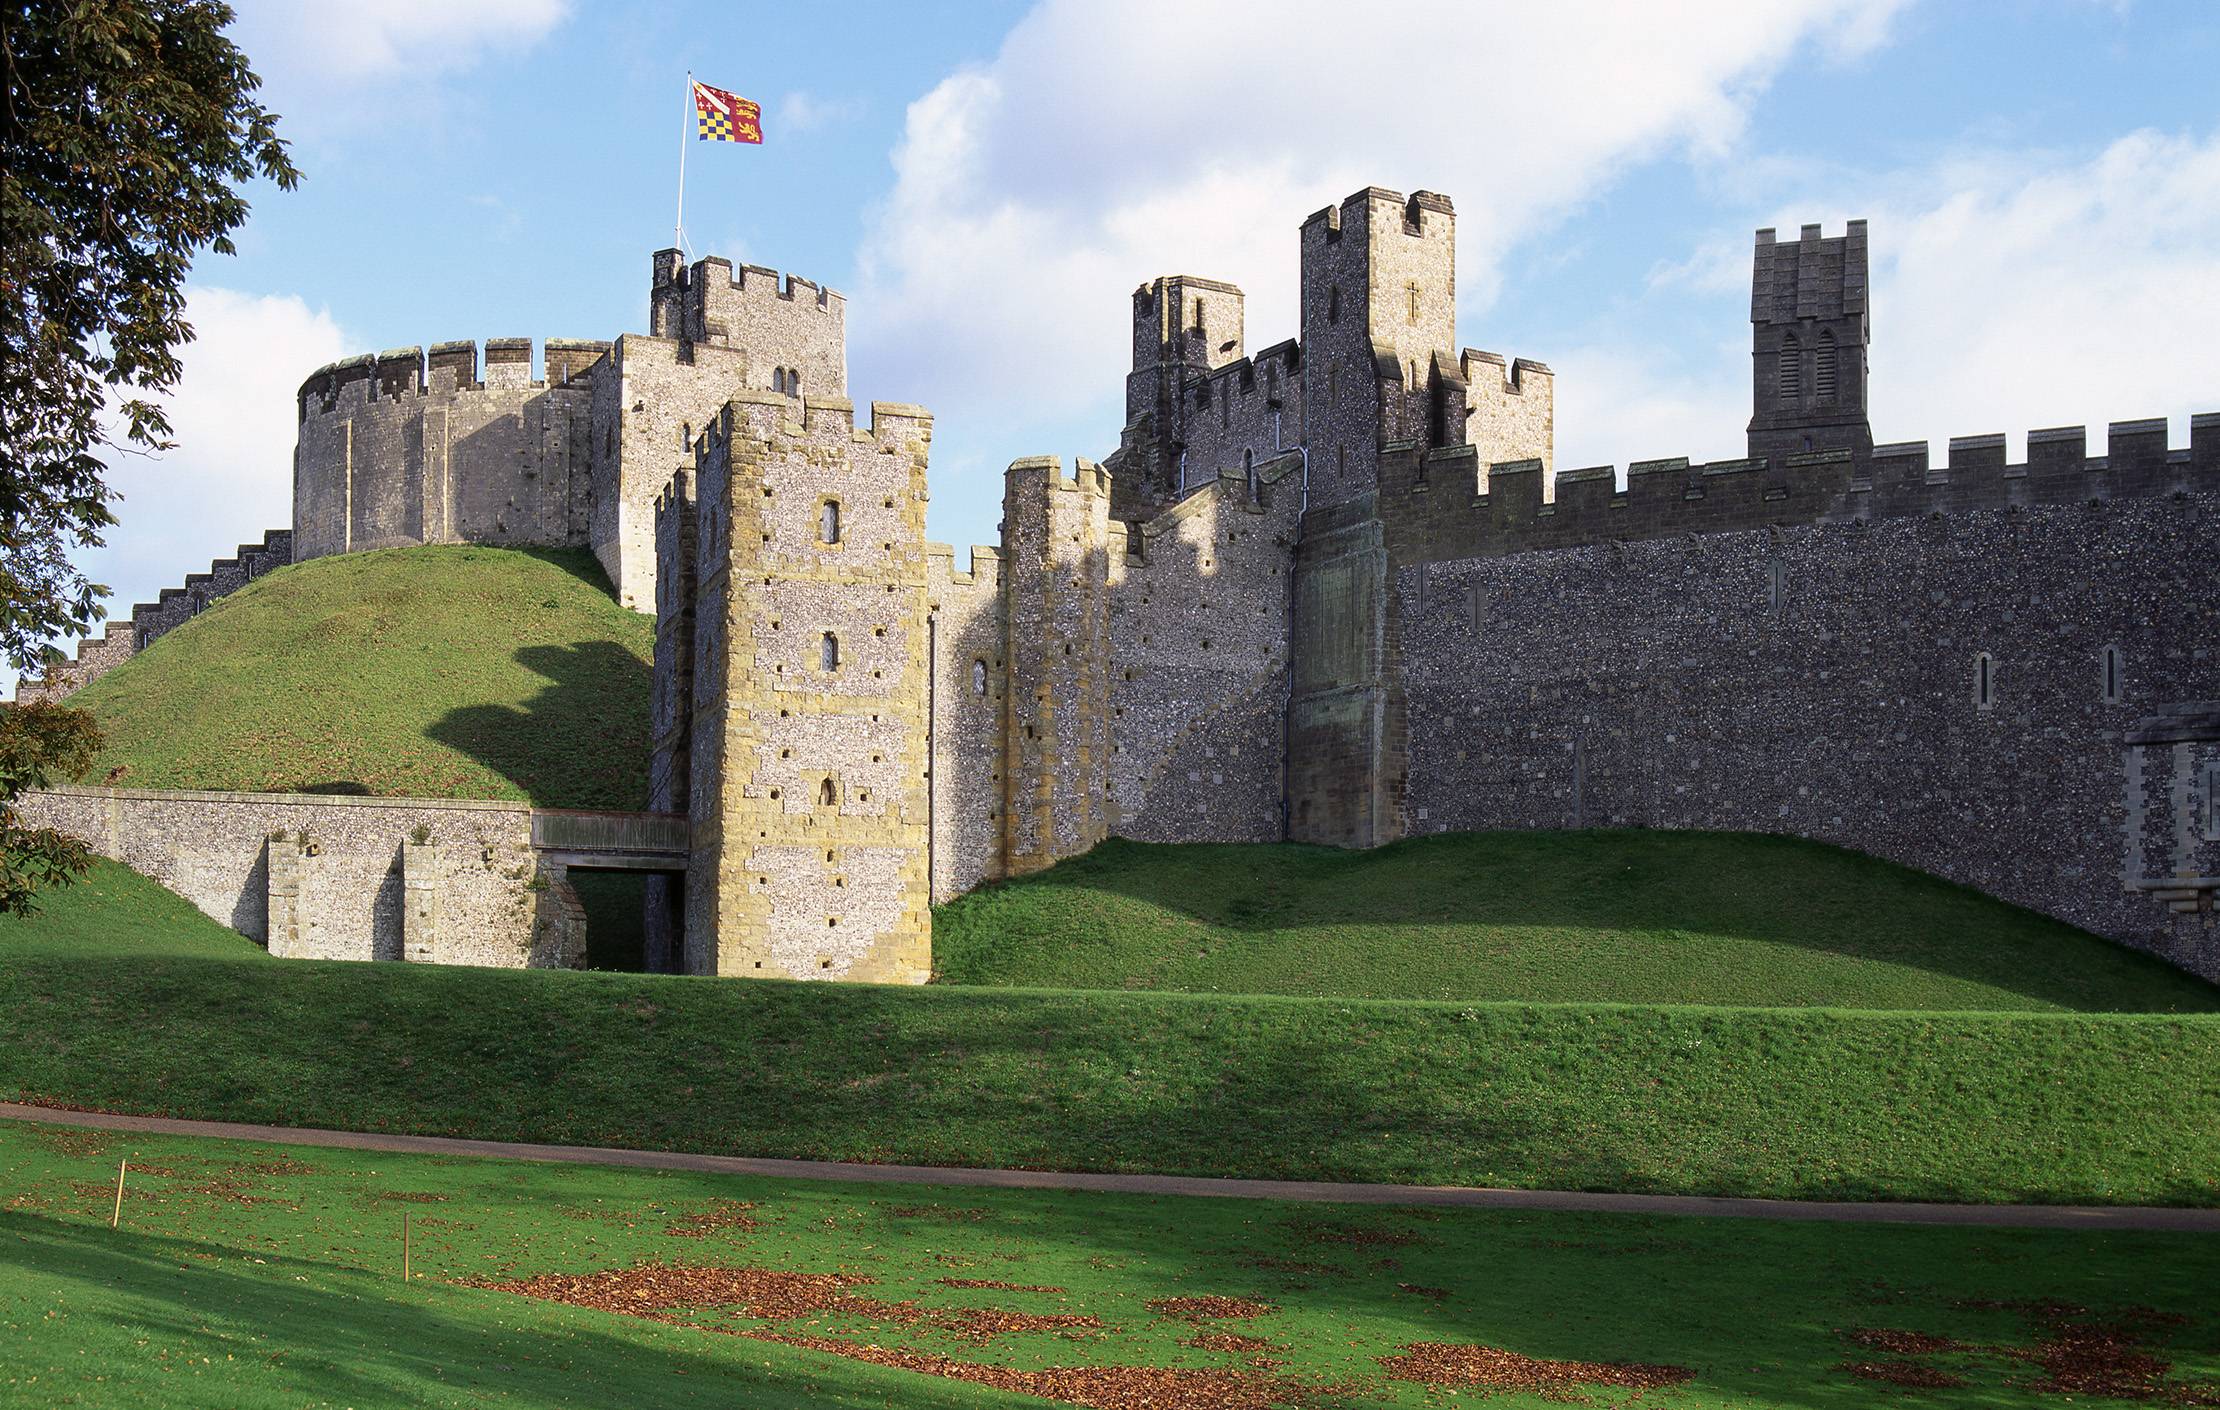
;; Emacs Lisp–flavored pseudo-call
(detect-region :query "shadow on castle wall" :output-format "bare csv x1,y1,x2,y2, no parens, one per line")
426,641,654,810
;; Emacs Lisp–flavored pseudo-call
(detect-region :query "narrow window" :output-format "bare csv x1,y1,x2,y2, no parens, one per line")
679,421,690,450
1414,562,1427,610
1196,381,1211,410
1125,521,1144,559
772,368,785,394
819,499,840,544
819,778,836,806
1779,333,1801,402
1193,297,1205,332
971,660,987,696
1975,652,1994,710
1243,449,1256,503
1769,561,1788,614
1327,285,1340,325
1336,444,1347,481
1467,582,1486,633
1815,330,1837,401
1407,281,1421,323
821,632,839,671
2206,765,2220,842
791,370,802,396
2101,645,2122,703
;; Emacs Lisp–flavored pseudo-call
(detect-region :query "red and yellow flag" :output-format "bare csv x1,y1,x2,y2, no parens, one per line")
693,81,761,143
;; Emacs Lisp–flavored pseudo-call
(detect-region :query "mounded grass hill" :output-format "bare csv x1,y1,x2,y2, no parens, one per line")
5,860,2220,1205
69,544,654,809
933,832,2220,1014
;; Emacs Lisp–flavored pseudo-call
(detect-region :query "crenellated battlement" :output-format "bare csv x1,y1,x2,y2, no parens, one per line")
296,337,612,420
1377,412,2220,564
646,253,847,401
15,531,293,704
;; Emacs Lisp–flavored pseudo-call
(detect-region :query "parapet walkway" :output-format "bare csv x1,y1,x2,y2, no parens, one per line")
5,1101,2214,1233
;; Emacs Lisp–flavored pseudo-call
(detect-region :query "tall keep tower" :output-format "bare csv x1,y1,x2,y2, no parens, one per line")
1745,221,1873,465
1299,188,1462,510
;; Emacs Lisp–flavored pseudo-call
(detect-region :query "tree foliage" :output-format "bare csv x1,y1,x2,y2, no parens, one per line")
0,700,103,915
2,0,299,671
3,1,296,916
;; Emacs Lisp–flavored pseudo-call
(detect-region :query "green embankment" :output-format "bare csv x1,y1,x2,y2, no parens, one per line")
4,864,2217,1206
8,1119,2217,1410
69,544,654,809
62,543,654,965
935,833,2220,1013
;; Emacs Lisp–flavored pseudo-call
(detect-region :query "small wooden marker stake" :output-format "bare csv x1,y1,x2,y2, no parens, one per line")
402,1212,410,1282
111,1159,126,1229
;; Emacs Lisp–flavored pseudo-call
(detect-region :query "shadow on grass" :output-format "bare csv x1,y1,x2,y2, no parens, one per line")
8,947,2217,1205
426,641,653,811
0,1210,996,1409
512,545,624,600
941,831,2220,1014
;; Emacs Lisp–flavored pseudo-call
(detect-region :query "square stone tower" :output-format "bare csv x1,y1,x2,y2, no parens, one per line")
1745,221,1873,465
657,390,936,983
1298,187,1462,510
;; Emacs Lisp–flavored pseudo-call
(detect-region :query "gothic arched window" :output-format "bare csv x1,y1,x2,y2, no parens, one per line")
1815,329,1838,401
820,632,839,672
1779,332,1802,403
819,499,840,544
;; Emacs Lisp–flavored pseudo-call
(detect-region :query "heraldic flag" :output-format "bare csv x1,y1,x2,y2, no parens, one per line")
693,81,761,143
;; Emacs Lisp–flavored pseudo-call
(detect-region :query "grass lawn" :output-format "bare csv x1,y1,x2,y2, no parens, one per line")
935,833,2220,1013
3,1118,2216,1409
66,545,656,810
6,863,2219,1208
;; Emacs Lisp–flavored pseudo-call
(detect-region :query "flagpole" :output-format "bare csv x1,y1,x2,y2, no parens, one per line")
675,70,690,252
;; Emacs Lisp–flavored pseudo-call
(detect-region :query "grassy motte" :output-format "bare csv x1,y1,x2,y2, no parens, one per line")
4,864,2217,1206
7,1119,2217,1410
68,545,654,809
934,833,2220,1012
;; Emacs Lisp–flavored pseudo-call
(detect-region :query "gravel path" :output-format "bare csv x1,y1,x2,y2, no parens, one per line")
5,1101,2213,1231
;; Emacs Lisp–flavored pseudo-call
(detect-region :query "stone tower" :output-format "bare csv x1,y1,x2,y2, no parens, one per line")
1116,276,1248,519
1299,187,1463,509
1745,221,1873,466
657,390,936,983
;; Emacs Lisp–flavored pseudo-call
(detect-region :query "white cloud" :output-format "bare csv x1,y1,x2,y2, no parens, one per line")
1871,128,2220,455
228,0,568,82
850,0,1914,447
72,288,349,634
1484,124,2220,488
778,92,865,135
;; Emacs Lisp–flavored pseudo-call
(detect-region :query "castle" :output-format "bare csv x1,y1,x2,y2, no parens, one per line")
25,186,2220,985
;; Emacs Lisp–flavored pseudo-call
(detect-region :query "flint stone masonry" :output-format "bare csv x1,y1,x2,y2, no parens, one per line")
657,394,933,983
1393,493,2220,980
292,251,848,614
102,183,2220,986
15,787,584,968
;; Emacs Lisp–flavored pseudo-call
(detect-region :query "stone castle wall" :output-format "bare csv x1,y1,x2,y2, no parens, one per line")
54,185,2220,987
14,786,583,967
1390,482,2220,978
293,337,602,563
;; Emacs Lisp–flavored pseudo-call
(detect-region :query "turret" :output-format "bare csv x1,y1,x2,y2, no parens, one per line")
1298,187,1462,509
1746,221,1873,466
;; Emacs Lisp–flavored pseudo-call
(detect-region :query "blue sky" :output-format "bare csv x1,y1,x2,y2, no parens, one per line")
44,0,2220,685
